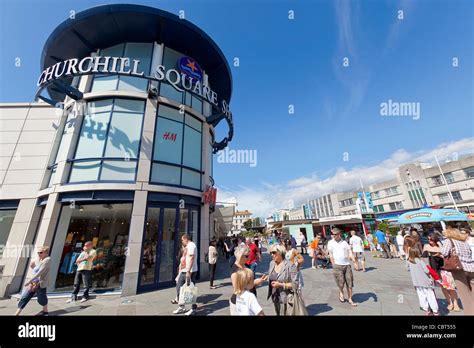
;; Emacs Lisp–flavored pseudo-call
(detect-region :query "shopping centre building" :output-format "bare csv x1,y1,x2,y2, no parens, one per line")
0,4,234,297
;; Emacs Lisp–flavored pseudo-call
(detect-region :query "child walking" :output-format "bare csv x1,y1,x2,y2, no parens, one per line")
230,268,264,316
407,248,439,315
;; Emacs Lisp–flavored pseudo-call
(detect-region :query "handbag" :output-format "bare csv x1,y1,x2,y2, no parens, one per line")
442,239,463,272
426,265,440,281
286,282,309,316
178,282,198,305
25,281,40,293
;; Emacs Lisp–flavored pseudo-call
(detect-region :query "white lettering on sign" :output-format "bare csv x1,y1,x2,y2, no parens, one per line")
18,322,56,341
37,56,232,116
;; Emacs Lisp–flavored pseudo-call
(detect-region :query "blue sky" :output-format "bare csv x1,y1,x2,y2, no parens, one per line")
0,0,473,217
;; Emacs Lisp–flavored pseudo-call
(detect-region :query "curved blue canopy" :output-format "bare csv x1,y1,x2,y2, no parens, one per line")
397,208,468,224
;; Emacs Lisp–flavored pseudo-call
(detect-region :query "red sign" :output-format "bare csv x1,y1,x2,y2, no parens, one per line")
163,132,177,142
203,185,217,205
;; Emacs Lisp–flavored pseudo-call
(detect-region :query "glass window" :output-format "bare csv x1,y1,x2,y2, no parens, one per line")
190,209,198,243
87,99,114,114
182,168,201,189
185,114,202,132
101,44,124,60
100,161,136,181
160,83,183,104
91,43,153,93
183,125,201,170
90,44,123,92
191,96,203,114
162,47,182,71
69,98,145,183
159,208,177,283
153,117,183,165
464,167,474,178
123,43,152,75
118,76,148,92
158,104,184,122
185,92,192,107
432,175,444,185
104,112,142,158
114,99,145,113
0,209,17,257
439,193,450,203
444,173,454,184
91,75,119,92
151,163,181,185
74,111,111,159
52,203,132,291
452,191,462,201
141,207,160,285
152,105,203,189
69,160,101,182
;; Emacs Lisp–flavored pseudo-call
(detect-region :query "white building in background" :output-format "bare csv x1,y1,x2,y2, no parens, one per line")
271,208,290,222
265,215,274,230
286,154,474,220
232,210,253,233
210,205,235,239
288,206,305,220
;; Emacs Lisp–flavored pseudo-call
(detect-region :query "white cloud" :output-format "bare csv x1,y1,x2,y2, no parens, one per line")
216,138,474,218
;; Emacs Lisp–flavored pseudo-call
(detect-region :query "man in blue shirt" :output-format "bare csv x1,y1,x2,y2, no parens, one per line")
290,235,297,249
375,229,392,259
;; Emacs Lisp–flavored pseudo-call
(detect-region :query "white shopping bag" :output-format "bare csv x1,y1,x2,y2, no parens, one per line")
178,282,198,305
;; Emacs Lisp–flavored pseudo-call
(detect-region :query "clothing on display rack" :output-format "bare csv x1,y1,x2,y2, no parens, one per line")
59,251,80,274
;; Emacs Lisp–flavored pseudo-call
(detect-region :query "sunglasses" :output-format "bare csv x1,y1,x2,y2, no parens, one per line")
242,254,249,258
332,234,340,236
270,251,278,255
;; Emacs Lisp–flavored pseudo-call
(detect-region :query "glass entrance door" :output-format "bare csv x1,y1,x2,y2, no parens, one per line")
157,208,177,283
138,204,200,292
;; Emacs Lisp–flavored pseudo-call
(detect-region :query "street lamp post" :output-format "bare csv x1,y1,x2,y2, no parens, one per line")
434,155,459,211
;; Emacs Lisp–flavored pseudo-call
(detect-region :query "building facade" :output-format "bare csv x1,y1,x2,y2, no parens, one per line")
0,4,234,297
210,205,235,239
232,210,253,232
288,206,305,220
285,154,474,223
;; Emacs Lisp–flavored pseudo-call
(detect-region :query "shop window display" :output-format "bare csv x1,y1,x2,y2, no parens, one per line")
53,203,132,291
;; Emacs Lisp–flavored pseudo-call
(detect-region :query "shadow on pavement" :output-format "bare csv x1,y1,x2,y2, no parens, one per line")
48,305,91,316
352,292,378,303
364,267,377,272
196,299,229,316
198,294,222,303
307,303,333,315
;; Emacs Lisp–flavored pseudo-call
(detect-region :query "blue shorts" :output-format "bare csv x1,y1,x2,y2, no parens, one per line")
18,287,48,309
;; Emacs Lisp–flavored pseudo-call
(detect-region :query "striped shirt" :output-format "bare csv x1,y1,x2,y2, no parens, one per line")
441,238,474,273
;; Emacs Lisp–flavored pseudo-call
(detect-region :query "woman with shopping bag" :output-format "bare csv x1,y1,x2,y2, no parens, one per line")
15,246,51,316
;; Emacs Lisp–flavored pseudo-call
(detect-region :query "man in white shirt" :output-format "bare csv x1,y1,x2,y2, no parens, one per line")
328,228,357,306
173,234,199,316
349,230,366,272
396,231,405,260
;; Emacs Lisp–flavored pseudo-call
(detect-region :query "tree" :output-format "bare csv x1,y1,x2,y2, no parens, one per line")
253,217,261,227
377,220,398,236
243,219,253,231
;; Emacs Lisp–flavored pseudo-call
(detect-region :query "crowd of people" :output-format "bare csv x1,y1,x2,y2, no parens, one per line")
13,224,473,317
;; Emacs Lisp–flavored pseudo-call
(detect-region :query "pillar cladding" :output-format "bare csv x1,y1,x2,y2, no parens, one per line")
21,193,62,291
121,190,148,296
0,199,41,297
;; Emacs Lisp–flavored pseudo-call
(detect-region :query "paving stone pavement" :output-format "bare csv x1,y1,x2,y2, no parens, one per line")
0,247,466,316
